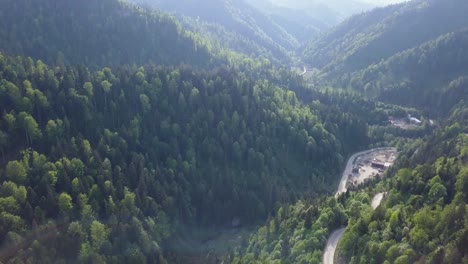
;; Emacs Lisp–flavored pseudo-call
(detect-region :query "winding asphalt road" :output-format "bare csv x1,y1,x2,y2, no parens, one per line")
336,147,396,196
322,228,345,264
324,148,395,264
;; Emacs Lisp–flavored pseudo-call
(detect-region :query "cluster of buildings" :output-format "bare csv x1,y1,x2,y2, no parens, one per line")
388,114,422,129
348,150,398,187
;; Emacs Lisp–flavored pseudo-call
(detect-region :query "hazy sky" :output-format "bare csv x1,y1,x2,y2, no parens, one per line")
359,0,408,6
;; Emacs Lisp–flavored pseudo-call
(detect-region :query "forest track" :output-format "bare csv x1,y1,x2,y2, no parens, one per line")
371,192,386,209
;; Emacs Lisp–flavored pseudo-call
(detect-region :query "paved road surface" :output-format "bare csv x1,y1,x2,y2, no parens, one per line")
322,228,345,264
336,150,369,196
322,192,386,264
324,148,395,264
371,192,385,209
336,147,396,196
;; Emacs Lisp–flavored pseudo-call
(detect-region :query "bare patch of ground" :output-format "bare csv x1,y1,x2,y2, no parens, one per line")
347,148,397,188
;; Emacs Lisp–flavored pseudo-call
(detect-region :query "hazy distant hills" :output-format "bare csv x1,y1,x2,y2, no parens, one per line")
246,0,329,43
302,0,468,113
303,0,468,73
268,0,375,25
131,0,303,63
343,29,468,114
130,0,378,64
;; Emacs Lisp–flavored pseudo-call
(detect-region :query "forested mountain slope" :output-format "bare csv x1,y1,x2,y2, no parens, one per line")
224,1,468,257
228,102,468,264
338,109,468,264
2,0,466,263
0,0,216,68
174,17,293,65
303,0,468,74
339,29,468,115
131,0,300,64
245,0,328,43
0,51,371,261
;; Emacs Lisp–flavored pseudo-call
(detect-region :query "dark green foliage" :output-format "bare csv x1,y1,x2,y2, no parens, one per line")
0,0,215,68
1,0,466,263
0,52,367,261
338,109,468,264
229,199,346,263
230,104,468,264
303,0,468,74
132,0,299,64
341,30,468,115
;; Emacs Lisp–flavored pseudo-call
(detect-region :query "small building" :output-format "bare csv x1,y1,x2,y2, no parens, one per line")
409,117,422,124
407,114,422,125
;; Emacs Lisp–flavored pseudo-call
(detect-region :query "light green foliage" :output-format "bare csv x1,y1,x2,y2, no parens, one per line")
0,212,24,233
455,167,468,198
139,94,151,112
83,82,94,97
17,112,41,144
68,221,84,239
90,221,109,250
71,178,80,194
0,197,20,214
5,160,27,184
397,169,412,188
135,70,145,84
45,119,60,139
189,87,199,105
0,3,465,260
101,80,112,94
81,139,92,158
4,112,16,131
409,228,428,250
58,192,73,212
337,126,468,263
428,183,447,204
232,199,345,263
122,189,137,214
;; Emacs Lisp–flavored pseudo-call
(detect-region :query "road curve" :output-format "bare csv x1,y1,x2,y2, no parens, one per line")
324,148,395,264
336,147,396,197
323,228,345,264
299,66,307,76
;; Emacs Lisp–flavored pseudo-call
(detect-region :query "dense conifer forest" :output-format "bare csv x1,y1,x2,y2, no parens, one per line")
0,0,466,263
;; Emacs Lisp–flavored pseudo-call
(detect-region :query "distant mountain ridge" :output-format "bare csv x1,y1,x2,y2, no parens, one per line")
303,0,468,73
0,0,218,68
132,0,302,63
300,0,468,115
342,29,468,115
269,0,375,25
